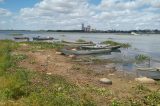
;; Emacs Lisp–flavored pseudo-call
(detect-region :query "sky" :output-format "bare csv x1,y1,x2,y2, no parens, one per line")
0,0,160,30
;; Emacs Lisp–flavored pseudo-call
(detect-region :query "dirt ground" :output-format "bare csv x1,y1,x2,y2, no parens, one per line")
16,44,160,99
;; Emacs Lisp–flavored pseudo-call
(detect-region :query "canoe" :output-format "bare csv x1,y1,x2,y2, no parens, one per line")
136,67,160,79
62,43,95,47
60,49,111,55
80,45,121,50
14,37,29,41
33,36,54,40
61,40,93,44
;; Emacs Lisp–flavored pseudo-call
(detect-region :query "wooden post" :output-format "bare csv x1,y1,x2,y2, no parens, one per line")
148,58,150,68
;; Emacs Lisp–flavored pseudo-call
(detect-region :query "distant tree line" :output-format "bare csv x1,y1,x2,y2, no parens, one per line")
47,29,160,34
0,29,160,34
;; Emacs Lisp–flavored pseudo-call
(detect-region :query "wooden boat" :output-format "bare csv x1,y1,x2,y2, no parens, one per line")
14,37,29,41
61,40,93,44
80,45,121,50
62,43,95,47
33,36,54,40
60,49,111,55
136,67,160,79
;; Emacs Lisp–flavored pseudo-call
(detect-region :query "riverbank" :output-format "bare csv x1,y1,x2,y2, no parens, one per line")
0,40,160,106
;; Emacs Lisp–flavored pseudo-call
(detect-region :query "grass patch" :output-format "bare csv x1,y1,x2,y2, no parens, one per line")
134,84,151,93
76,39,87,42
85,86,112,96
135,54,150,63
0,40,96,106
26,42,64,51
144,91,160,105
101,40,131,48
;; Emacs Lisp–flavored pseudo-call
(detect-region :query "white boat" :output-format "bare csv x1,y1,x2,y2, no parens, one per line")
131,32,139,35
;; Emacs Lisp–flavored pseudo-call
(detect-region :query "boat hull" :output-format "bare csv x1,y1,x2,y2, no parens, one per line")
14,37,29,41
80,45,121,50
60,49,111,55
137,68,160,79
33,38,54,40
62,43,95,47
61,40,93,44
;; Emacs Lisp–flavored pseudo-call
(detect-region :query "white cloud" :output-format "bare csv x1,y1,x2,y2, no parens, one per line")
0,8,12,16
16,0,95,30
0,0,160,30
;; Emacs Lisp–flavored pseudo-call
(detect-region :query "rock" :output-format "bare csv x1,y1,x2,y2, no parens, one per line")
55,52,62,55
20,43,28,47
68,55,76,58
71,48,77,51
135,77,156,84
99,78,112,85
46,73,52,75
108,74,115,76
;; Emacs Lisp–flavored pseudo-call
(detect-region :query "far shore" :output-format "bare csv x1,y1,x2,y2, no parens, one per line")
0,29,160,34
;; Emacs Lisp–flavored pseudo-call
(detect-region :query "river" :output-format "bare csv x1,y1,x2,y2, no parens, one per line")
0,30,160,76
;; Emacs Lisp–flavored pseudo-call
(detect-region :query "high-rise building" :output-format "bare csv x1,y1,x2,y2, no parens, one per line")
87,25,91,32
81,23,85,31
81,23,91,32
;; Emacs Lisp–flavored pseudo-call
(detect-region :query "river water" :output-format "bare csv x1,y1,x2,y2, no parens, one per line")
0,30,160,76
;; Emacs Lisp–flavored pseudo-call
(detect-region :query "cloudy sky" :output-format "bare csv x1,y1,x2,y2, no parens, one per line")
0,0,160,30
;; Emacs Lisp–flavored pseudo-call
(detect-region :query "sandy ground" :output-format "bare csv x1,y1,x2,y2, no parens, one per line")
16,44,160,98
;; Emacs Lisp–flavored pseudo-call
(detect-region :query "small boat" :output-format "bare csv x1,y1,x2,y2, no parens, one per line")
33,36,54,40
62,43,95,47
61,40,93,44
80,45,121,50
136,67,160,79
60,49,111,55
131,32,139,35
14,37,29,41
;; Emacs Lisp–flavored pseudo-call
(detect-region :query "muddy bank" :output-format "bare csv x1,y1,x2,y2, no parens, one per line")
16,43,159,89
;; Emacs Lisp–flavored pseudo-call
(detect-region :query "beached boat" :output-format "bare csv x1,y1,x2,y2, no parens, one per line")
33,36,54,40
14,37,29,41
61,40,93,44
60,48,111,55
80,45,121,50
136,67,160,79
62,43,95,47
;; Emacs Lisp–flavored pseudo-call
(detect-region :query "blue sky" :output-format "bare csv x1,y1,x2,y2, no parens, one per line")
0,0,160,30
0,0,39,12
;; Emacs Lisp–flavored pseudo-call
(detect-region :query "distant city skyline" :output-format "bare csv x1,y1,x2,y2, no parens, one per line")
0,0,160,30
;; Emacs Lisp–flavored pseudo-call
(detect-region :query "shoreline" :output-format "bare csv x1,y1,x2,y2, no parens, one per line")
0,40,160,105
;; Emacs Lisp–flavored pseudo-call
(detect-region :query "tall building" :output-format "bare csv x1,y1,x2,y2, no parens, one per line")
81,23,91,32
86,25,91,32
81,23,85,31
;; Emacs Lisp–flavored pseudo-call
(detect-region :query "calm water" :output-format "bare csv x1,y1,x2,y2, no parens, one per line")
0,30,160,75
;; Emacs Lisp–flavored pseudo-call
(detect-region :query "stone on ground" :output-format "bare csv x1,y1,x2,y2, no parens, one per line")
46,73,52,75
69,55,76,58
99,78,112,85
135,77,156,84
55,52,62,55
